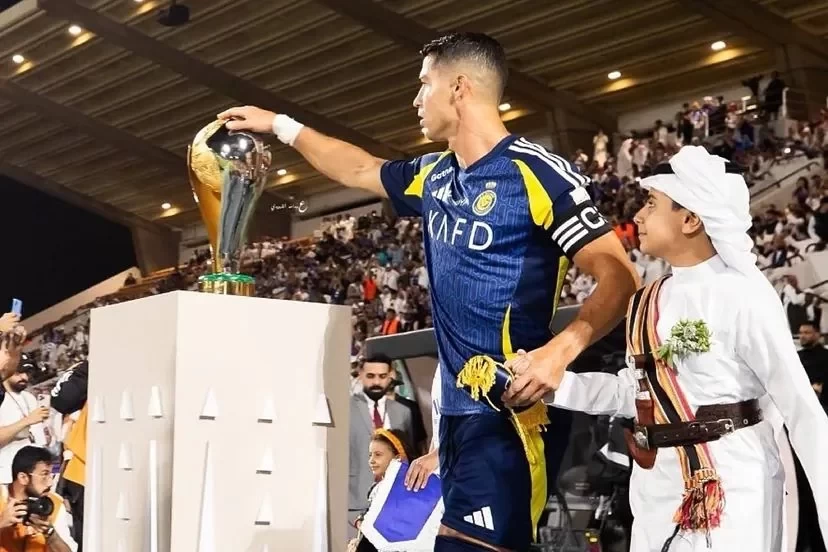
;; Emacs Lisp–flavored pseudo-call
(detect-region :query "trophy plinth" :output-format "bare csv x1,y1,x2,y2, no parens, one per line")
188,119,271,296
197,273,255,297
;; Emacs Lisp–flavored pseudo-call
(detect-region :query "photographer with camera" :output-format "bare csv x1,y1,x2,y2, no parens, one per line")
0,446,76,551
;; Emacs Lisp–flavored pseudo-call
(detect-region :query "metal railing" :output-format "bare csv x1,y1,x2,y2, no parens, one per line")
749,158,820,201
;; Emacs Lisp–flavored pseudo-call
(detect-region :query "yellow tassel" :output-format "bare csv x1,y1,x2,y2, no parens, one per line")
456,354,551,466
514,401,550,429
510,402,550,466
456,355,500,411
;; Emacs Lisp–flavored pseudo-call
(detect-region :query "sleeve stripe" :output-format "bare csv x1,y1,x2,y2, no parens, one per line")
508,144,582,188
514,138,591,186
508,143,591,189
520,138,592,187
551,216,579,241
561,228,589,253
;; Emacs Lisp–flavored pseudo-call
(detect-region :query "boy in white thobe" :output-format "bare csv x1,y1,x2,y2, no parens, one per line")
543,146,828,551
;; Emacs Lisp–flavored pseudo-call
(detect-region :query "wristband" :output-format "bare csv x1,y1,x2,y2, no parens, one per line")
271,114,304,146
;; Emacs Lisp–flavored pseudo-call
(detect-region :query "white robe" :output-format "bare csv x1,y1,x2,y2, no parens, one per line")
549,255,828,552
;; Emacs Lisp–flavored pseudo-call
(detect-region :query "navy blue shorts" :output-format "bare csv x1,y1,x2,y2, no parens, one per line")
438,413,549,550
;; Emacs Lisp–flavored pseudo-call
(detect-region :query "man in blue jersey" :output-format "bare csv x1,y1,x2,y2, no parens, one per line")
218,32,638,552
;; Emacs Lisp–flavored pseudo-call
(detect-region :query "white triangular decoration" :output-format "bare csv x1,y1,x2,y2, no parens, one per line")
197,442,215,552
118,443,133,471
92,396,105,423
115,491,129,520
311,394,332,426
257,396,275,423
254,495,273,526
256,447,273,475
148,387,163,418
117,538,127,552
119,390,134,421
199,388,218,420
312,450,329,552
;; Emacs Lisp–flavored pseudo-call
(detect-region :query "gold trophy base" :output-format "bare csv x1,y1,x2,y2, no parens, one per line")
197,273,255,297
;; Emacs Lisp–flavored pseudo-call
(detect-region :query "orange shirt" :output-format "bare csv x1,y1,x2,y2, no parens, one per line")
0,490,64,552
381,318,400,335
363,278,377,301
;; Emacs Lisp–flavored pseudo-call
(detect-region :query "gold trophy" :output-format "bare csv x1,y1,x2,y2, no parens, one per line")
187,119,272,296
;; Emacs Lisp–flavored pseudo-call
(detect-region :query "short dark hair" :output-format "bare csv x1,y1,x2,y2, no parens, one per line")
12,446,54,481
420,32,508,99
362,354,393,368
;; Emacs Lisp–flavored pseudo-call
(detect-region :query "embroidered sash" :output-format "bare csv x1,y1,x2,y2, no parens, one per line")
626,276,724,543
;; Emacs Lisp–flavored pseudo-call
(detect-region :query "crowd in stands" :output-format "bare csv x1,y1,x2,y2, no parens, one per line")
21,87,828,392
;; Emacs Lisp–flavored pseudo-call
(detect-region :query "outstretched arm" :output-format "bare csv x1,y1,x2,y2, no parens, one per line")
218,106,387,197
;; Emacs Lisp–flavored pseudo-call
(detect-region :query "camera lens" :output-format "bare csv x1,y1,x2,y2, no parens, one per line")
25,496,54,520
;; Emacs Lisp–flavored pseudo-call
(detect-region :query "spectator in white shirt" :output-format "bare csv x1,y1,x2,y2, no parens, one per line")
0,364,50,485
382,267,400,292
414,265,429,289
380,287,394,312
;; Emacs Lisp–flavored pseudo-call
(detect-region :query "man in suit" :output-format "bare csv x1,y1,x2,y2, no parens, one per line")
385,363,428,455
349,359,415,533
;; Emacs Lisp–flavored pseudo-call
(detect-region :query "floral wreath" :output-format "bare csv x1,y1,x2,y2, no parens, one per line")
373,428,408,462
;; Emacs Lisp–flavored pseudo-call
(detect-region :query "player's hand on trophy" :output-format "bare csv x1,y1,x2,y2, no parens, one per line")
405,448,439,492
502,346,565,408
216,106,276,133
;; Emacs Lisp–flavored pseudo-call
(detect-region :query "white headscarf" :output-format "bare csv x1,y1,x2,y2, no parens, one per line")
640,145,761,281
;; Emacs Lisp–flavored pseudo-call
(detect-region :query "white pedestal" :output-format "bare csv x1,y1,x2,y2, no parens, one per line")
84,291,351,552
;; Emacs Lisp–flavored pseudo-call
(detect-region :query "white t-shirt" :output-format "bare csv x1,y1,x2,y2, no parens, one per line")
0,390,47,484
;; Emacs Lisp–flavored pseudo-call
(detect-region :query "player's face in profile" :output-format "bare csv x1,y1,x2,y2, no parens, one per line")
634,190,684,257
414,55,458,142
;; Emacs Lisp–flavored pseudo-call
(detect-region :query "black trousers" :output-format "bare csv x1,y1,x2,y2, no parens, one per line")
62,479,85,552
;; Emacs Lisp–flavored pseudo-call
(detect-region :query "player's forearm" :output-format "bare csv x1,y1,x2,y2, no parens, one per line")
292,127,387,196
551,259,638,365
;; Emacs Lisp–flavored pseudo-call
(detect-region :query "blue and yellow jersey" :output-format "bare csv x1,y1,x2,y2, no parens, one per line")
380,136,612,416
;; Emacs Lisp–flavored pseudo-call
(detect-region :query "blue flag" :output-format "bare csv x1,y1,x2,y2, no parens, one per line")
359,459,444,551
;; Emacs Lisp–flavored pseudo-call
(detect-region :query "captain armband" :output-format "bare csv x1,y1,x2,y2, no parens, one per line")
549,201,611,257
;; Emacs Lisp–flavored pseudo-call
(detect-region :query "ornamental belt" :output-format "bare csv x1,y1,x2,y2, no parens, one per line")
626,394,762,454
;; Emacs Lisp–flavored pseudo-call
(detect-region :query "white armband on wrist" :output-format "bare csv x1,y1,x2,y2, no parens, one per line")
272,114,304,146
